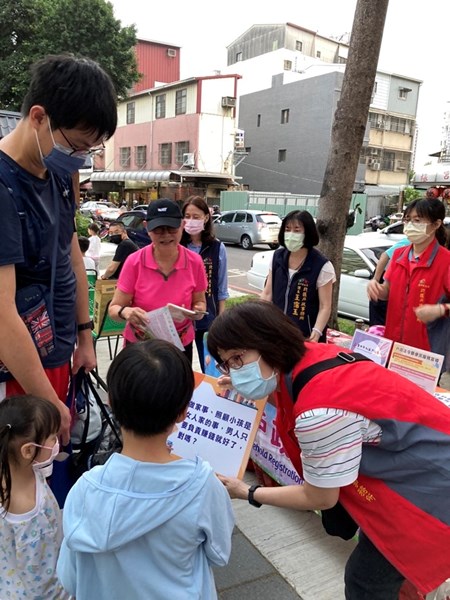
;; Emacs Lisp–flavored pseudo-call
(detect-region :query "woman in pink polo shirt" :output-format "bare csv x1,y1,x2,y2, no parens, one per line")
108,199,207,363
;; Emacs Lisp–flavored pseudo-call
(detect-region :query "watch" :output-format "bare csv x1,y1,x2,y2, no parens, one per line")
77,320,93,332
118,306,127,320
248,484,263,508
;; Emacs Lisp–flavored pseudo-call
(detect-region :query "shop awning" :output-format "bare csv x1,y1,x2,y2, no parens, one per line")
90,170,240,185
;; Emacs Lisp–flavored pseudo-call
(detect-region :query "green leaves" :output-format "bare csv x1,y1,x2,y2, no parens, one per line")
0,0,139,110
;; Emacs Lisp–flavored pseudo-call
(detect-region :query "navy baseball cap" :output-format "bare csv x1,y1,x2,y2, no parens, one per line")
146,199,183,231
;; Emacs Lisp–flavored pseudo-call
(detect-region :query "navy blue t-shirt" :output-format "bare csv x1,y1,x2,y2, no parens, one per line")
0,151,77,368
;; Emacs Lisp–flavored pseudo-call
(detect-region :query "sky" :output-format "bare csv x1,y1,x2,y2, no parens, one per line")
109,0,450,170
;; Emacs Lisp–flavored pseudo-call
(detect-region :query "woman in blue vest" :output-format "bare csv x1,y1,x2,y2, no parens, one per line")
261,210,335,342
181,196,229,371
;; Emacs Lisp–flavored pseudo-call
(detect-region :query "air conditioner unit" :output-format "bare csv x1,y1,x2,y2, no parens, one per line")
370,148,379,155
372,162,381,171
167,48,177,58
221,96,236,108
182,153,195,167
396,161,406,170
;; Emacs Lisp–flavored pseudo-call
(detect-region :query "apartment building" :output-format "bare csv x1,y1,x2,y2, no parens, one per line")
222,23,421,194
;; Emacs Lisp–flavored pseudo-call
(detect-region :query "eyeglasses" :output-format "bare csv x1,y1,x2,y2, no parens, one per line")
216,350,247,375
58,129,105,157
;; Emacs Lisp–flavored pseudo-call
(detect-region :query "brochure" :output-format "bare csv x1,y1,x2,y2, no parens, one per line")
167,303,207,321
130,306,184,351
387,342,444,393
350,329,393,366
168,373,266,478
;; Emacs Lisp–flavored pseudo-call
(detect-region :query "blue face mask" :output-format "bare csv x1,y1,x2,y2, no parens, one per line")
230,356,277,400
35,122,87,177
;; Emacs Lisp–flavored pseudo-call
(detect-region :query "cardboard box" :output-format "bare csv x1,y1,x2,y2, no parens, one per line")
92,280,117,335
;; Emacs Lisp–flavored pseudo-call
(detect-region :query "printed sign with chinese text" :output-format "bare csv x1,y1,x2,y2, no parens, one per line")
387,342,444,393
168,373,266,478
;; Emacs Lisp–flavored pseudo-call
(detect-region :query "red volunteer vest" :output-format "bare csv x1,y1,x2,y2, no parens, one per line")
276,343,450,594
384,240,450,350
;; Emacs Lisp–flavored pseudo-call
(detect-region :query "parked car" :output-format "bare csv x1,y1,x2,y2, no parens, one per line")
115,209,150,248
214,210,282,249
80,201,121,221
246,234,397,321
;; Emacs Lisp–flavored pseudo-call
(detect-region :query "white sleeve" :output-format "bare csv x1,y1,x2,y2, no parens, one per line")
316,261,336,288
294,408,370,488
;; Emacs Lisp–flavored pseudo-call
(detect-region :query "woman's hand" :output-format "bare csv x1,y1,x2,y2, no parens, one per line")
217,375,233,389
121,306,149,328
307,329,321,343
414,304,443,324
217,474,250,500
367,279,384,301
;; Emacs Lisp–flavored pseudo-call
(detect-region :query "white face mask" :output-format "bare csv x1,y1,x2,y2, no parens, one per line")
32,439,60,478
284,232,305,252
403,221,430,245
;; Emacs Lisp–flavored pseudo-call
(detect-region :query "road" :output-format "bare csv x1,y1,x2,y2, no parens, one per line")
99,241,267,295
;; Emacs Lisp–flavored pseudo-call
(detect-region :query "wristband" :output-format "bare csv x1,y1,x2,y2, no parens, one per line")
312,327,322,337
77,320,93,332
118,306,127,320
248,484,263,508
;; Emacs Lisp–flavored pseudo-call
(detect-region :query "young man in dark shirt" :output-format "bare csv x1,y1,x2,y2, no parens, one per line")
0,54,117,443
101,222,139,280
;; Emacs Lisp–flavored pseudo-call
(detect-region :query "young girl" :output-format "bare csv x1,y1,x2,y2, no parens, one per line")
0,395,70,599
86,222,102,271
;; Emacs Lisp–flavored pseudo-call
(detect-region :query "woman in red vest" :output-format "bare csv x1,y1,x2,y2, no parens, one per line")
367,198,450,350
207,299,450,599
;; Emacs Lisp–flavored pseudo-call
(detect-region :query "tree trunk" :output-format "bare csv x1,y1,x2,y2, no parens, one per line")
316,0,389,328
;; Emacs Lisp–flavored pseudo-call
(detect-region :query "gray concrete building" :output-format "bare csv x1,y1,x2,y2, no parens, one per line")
236,71,366,195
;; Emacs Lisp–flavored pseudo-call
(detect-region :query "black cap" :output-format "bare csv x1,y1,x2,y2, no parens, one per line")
146,199,183,231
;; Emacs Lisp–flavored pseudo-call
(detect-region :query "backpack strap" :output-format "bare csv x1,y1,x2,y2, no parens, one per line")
288,351,371,402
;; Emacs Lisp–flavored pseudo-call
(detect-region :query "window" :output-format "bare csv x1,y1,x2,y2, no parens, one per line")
316,50,321,59
135,146,147,168
398,87,411,100
175,89,187,115
175,141,189,163
284,60,292,71
278,149,287,162
126,102,135,124
155,94,166,119
234,212,246,223
236,52,243,62
119,147,131,168
373,82,378,95
257,114,261,127
221,212,235,223
281,109,290,124
159,143,172,165
245,146,251,153
296,40,303,51
341,249,368,276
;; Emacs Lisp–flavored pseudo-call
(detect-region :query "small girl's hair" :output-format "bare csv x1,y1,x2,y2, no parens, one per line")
0,395,61,512
88,222,100,234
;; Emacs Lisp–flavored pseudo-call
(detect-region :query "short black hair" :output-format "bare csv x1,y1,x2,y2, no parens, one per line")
88,222,100,234
278,210,319,248
207,299,306,373
78,236,90,253
405,197,447,246
108,221,126,231
107,340,194,436
22,54,117,139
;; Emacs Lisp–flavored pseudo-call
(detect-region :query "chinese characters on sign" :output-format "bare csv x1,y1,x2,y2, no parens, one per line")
168,377,266,477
